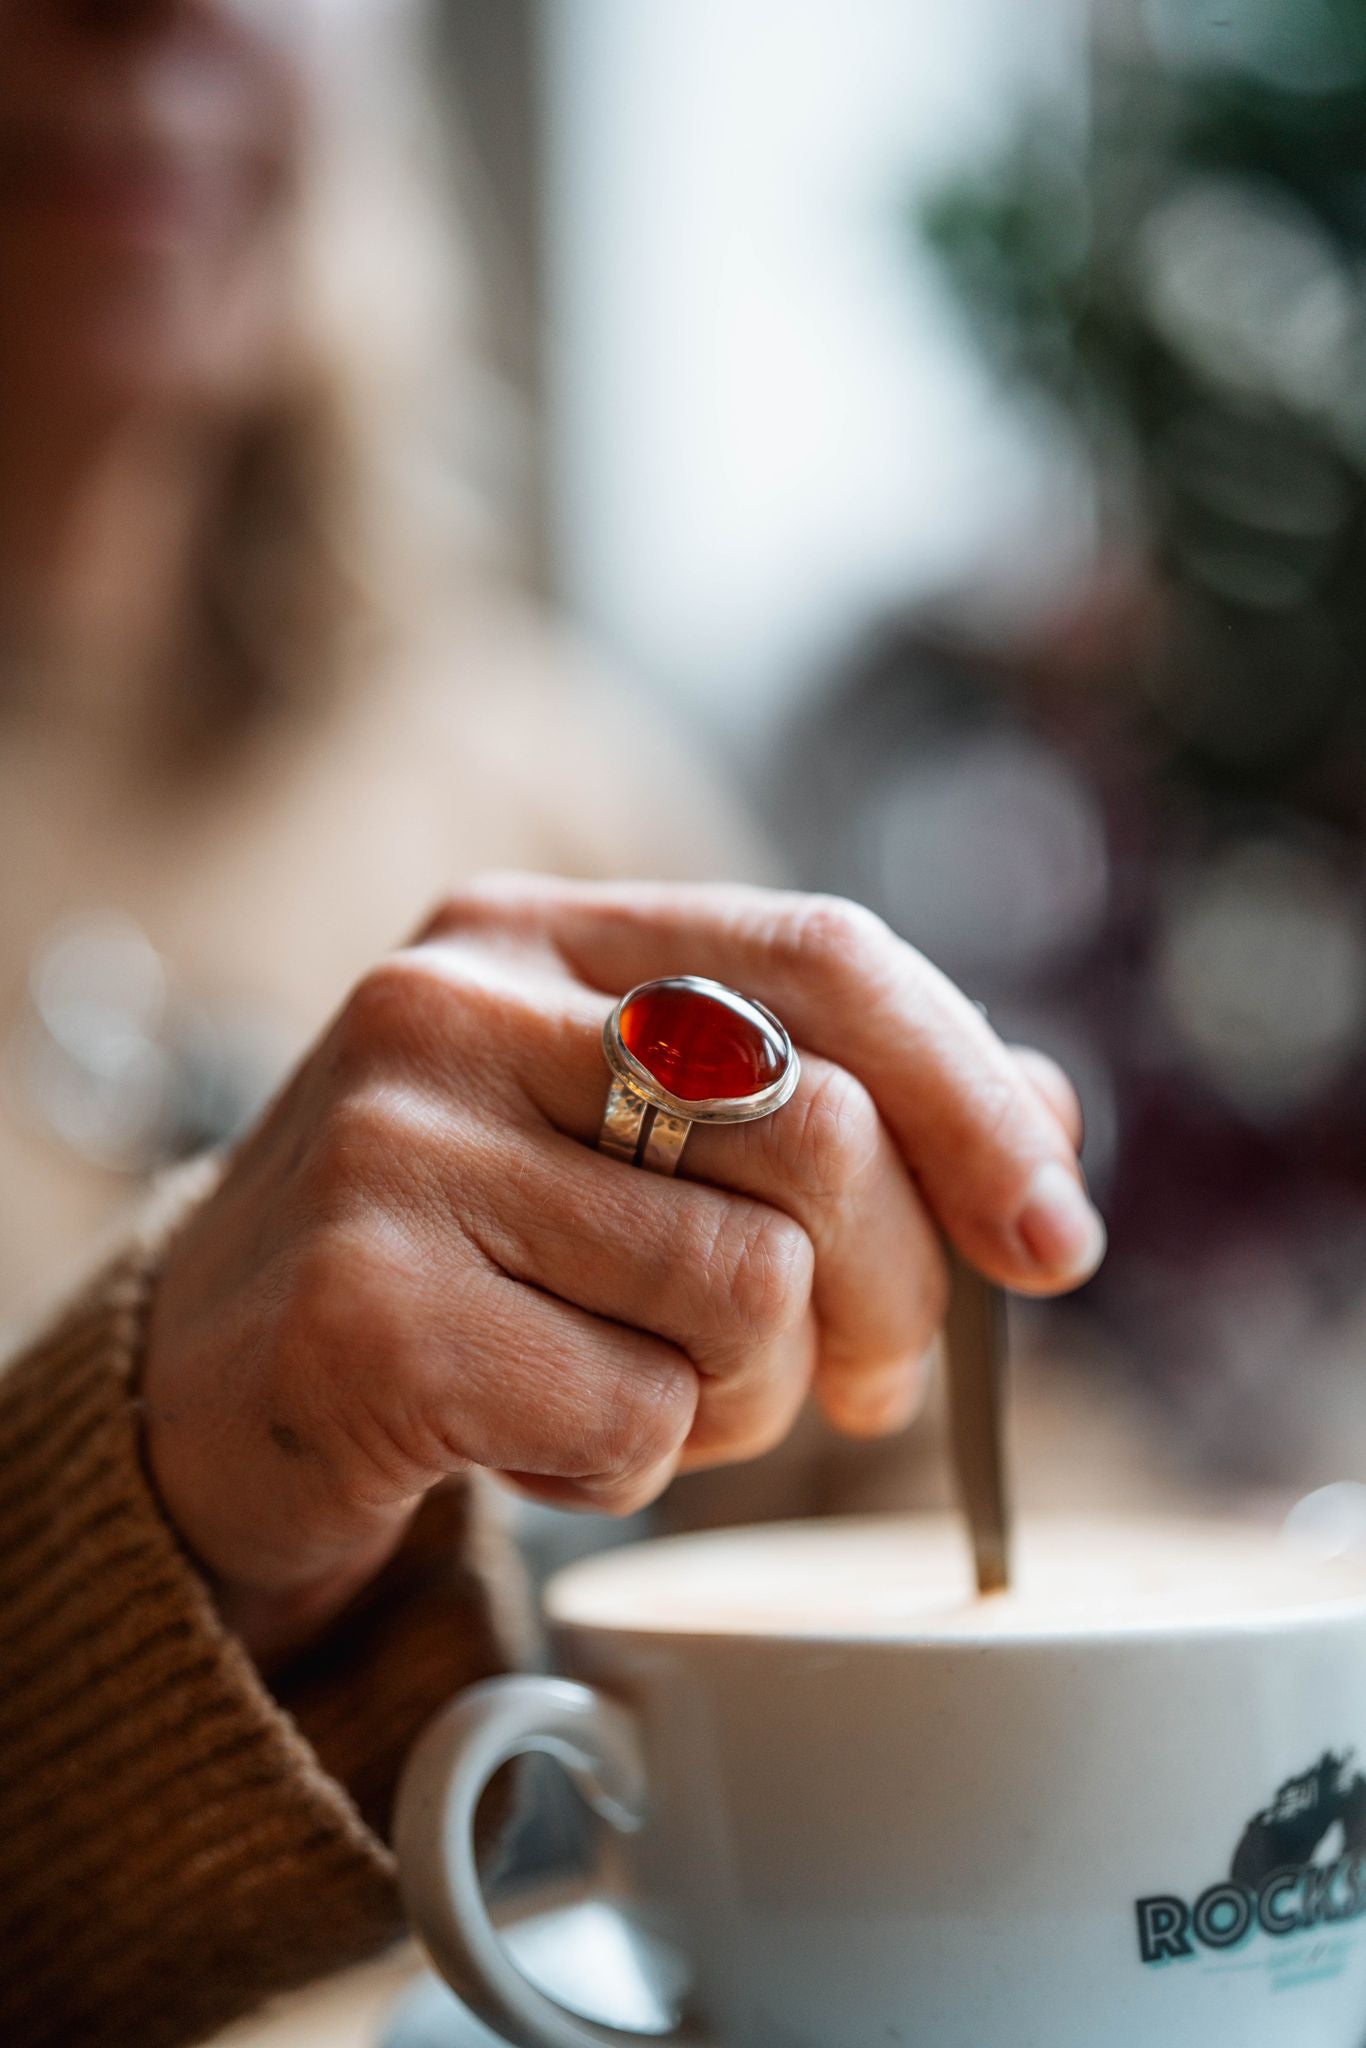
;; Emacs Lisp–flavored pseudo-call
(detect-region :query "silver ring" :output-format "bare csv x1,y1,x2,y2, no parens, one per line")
598,975,800,1176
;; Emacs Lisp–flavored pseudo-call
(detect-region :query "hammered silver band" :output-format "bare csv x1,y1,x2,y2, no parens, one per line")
599,1076,694,1175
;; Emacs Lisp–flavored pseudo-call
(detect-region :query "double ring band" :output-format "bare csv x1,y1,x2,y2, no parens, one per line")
598,975,800,1175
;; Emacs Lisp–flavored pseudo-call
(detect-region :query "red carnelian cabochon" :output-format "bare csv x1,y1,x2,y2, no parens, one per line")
619,982,787,1102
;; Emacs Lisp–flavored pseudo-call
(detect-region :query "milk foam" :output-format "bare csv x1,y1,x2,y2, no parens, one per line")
546,1516,1366,1640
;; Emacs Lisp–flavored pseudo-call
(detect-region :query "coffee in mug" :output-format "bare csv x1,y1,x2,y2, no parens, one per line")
396,1515,1366,2048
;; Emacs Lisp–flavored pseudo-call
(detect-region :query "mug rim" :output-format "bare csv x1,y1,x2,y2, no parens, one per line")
543,1510,1366,1650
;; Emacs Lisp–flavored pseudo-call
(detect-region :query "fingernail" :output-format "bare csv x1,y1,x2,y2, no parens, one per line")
1017,1162,1107,1281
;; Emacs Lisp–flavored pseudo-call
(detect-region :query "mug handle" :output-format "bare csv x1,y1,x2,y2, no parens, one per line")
395,1675,706,2048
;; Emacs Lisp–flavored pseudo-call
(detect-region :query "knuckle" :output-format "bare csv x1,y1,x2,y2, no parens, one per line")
577,1469,667,1518
587,1356,696,1488
334,949,518,1094
686,1365,811,1470
734,1408,800,1463
725,1207,814,1341
966,1069,1026,1160
275,1219,419,1414
416,875,542,947
332,957,433,1072
773,893,890,989
273,1220,445,1502
424,888,482,935
785,1065,882,1205
415,886,497,943
1015,1045,1084,1130
728,1390,808,1465
305,1083,420,1212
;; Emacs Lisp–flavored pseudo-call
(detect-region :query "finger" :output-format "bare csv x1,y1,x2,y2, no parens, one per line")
459,1121,820,1469
403,1255,700,1515
1010,1046,1084,1151
490,985,946,1439
684,1056,946,1434
421,878,1105,1295
454,954,946,1425
347,955,823,1466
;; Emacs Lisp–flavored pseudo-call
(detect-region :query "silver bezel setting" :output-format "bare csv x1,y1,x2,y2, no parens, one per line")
602,975,800,1124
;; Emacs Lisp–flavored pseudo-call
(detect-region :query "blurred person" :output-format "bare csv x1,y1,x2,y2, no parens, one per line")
0,0,732,1321
0,5,1109,2046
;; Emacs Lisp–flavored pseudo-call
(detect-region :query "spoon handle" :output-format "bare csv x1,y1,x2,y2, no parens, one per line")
944,1253,1013,1594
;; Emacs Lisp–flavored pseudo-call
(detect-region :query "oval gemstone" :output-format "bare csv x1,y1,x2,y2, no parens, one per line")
619,981,787,1102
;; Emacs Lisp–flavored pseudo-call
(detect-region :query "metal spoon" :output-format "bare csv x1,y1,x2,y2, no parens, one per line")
944,1252,1013,1594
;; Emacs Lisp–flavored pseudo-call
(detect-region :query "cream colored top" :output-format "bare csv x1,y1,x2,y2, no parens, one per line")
0,594,755,1321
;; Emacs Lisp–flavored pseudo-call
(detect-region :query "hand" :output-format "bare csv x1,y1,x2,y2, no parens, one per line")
143,876,1103,1662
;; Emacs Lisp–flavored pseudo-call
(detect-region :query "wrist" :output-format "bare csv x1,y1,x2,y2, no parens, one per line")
211,1544,401,1670
142,1256,407,1668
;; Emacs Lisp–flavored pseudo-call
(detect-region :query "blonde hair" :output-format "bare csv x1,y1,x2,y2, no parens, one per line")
182,2,501,752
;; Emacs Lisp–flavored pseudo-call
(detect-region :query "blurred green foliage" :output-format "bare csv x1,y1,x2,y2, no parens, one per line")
918,0,1366,820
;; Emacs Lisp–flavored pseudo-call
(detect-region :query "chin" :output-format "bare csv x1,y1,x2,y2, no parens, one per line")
69,302,248,412
0,236,281,415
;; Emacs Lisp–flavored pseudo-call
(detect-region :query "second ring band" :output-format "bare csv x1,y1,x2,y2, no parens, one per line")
599,1076,694,1175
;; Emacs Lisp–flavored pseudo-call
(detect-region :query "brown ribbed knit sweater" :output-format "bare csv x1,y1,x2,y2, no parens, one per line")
0,1172,525,2048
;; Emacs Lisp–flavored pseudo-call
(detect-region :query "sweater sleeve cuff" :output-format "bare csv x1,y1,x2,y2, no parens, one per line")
0,1160,526,2048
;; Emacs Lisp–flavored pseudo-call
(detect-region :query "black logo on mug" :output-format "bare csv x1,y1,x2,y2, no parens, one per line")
1137,1751,1366,1965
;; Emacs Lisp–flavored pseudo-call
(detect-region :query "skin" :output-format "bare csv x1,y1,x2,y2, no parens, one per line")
0,12,1106,1667
0,0,306,699
146,875,1105,1665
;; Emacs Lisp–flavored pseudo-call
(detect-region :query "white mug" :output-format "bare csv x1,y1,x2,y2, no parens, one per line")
394,1515,1366,2048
